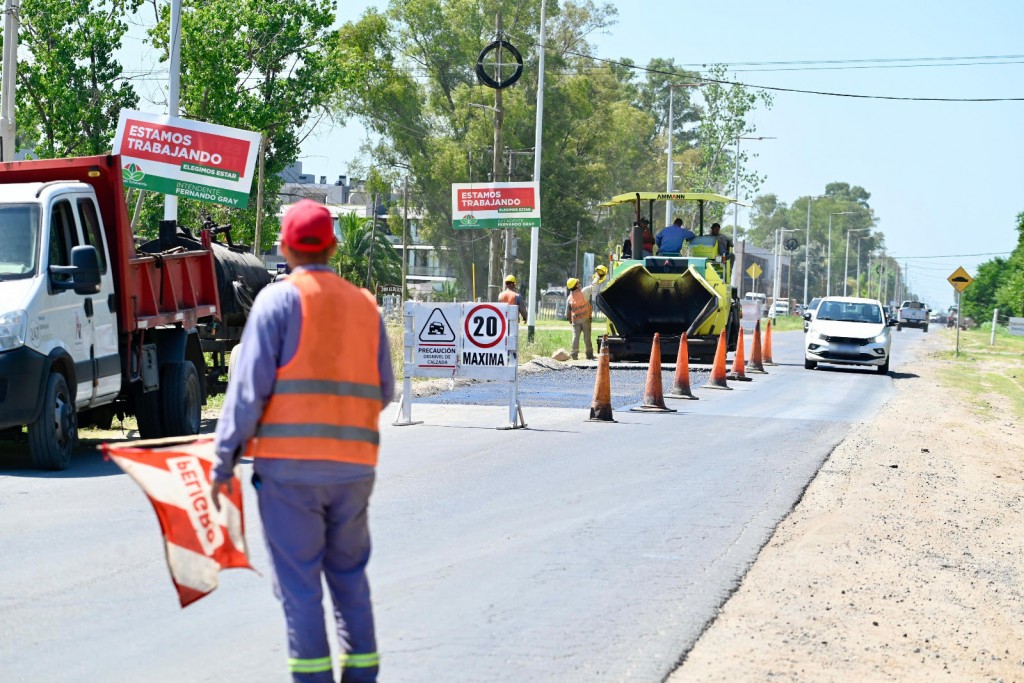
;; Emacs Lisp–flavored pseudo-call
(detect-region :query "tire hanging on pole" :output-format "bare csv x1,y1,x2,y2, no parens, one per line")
476,40,524,90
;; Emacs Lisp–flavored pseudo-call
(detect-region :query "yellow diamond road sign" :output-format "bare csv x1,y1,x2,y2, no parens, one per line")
746,263,763,279
947,266,973,292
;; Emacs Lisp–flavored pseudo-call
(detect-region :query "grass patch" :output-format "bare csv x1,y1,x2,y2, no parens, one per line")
767,316,805,332
934,327,1024,420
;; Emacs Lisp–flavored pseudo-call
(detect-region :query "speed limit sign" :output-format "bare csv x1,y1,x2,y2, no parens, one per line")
463,304,507,349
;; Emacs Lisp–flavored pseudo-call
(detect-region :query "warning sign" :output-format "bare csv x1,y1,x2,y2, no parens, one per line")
419,307,456,342
947,266,973,293
412,303,458,373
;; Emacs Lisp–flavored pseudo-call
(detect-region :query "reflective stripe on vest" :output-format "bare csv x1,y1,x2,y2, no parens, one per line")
568,289,592,322
247,269,382,466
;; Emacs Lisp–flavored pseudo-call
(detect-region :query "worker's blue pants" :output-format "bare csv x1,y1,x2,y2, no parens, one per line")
258,475,378,683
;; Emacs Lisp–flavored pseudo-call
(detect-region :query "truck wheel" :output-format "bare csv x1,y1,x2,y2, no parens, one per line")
27,372,76,470
132,381,164,439
896,324,902,331
877,359,890,374
161,362,202,436
922,324,929,333
804,359,817,370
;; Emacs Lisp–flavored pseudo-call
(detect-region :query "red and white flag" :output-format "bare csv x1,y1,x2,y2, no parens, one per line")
103,437,253,607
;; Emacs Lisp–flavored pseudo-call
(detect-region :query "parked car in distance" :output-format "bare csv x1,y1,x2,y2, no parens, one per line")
802,296,824,332
770,301,790,317
805,297,896,374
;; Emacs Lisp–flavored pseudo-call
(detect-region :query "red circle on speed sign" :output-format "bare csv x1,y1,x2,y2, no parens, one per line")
464,304,507,349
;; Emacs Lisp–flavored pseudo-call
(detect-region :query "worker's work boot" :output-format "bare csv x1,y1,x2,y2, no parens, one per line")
586,353,595,360
571,354,578,361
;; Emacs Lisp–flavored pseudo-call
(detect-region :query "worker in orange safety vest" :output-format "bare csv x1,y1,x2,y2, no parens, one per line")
565,277,594,360
498,274,528,322
212,199,393,683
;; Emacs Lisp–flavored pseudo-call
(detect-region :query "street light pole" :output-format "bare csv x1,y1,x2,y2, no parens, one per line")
526,0,547,342
665,86,674,226
843,227,868,296
827,211,853,297
803,195,822,307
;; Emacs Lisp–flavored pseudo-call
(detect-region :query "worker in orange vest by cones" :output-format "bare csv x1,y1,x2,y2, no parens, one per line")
566,277,595,360
498,274,528,323
212,199,393,683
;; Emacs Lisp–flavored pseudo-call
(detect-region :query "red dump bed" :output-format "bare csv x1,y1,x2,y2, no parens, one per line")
0,155,219,333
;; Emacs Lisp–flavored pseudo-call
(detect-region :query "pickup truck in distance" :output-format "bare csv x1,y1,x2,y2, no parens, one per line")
897,301,929,332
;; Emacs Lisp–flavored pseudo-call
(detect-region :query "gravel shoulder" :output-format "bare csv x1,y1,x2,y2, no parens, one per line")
669,332,1024,682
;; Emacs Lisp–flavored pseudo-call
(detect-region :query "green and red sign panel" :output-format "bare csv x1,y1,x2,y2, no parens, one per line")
451,181,540,229
112,110,261,208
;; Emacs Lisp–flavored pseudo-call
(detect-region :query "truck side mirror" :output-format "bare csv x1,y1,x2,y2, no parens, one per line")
50,245,101,295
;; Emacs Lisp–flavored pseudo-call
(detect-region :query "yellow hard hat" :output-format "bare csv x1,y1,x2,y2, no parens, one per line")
504,274,516,284
595,265,608,275
566,278,580,290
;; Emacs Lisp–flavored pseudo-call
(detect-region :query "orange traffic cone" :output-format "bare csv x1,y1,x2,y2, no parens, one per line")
667,333,698,400
587,341,616,422
764,319,777,365
702,329,732,390
727,329,753,382
631,333,676,412
747,320,768,374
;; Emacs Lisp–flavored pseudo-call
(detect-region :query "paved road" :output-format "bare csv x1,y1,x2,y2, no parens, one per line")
0,329,930,682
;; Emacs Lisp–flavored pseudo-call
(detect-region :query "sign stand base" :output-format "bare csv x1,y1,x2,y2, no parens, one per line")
497,401,527,430
391,379,422,427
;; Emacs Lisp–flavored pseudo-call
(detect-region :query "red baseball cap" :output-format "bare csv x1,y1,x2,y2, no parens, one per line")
280,199,336,252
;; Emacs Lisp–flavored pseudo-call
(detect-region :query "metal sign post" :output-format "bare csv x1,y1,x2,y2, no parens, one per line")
947,266,974,357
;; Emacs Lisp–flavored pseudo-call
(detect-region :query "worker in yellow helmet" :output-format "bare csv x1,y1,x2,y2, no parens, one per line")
565,277,594,360
591,264,609,299
499,274,527,323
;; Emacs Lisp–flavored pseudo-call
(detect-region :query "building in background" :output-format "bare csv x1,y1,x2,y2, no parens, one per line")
276,161,456,296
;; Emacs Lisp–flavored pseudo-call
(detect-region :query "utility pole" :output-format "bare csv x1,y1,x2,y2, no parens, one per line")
401,176,409,305
502,145,514,282
253,135,266,256
574,220,581,277
165,0,182,222
487,11,505,302
527,0,548,342
0,0,19,161
365,192,378,289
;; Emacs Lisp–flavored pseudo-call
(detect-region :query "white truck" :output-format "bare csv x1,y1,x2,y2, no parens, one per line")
0,155,222,469
897,301,929,332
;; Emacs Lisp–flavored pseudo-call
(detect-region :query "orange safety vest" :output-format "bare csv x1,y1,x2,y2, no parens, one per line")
498,289,518,306
567,289,592,323
246,270,382,466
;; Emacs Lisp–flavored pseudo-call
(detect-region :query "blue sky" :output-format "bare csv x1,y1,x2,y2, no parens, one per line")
129,1,1024,308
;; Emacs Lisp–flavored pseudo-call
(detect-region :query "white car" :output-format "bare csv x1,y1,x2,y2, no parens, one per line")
804,297,894,374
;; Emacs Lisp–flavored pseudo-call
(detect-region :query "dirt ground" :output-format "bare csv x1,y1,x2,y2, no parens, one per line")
669,333,1024,682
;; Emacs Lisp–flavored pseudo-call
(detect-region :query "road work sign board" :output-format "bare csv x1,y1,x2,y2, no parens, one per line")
1009,317,1024,337
112,110,261,208
947,266,973,292
451,181,540,230
397,301,524,429
406,302,518,380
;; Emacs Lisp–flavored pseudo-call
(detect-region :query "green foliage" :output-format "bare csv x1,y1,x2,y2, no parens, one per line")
331,212,402,290
15,0,141,157
747,186,886,301
432,279,464,302
140,0,339,249
332,1,773,296
963,211,1024,318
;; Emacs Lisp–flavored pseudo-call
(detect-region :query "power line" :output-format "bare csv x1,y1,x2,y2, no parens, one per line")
517,36,1024,102
889,251,1012,259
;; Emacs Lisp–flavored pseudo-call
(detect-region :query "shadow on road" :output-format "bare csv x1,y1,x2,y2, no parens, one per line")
888,371,920,380
0,417,219,478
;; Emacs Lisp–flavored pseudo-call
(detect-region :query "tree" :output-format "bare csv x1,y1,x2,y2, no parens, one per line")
142,0,340,249
965,211,1024,318
331,212,401,290
15,0,141,157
